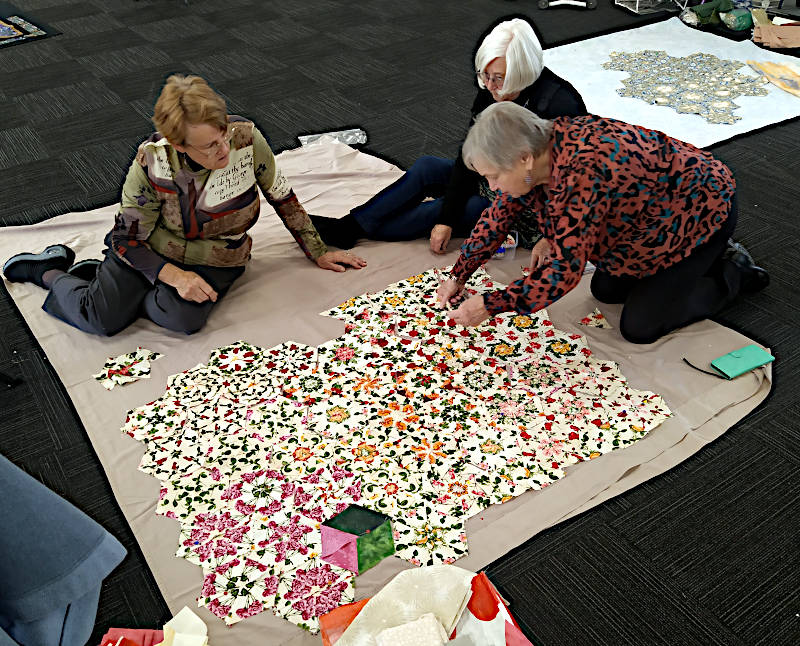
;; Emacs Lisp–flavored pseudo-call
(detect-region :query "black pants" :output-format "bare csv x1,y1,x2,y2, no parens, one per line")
43,251,244,336
591,202,739,344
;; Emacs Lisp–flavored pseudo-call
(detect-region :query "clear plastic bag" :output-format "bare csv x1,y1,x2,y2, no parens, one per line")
297,128,367,147
492,231,519,261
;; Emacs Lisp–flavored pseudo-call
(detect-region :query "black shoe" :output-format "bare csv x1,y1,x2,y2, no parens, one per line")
67,258,101,282
725,240,769,294
309,213,365,250
3,244,75,288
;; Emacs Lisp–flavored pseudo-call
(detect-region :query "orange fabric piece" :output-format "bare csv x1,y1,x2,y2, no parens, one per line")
319,598,370,646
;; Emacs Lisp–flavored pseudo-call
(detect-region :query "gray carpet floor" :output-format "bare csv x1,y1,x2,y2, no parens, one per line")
0,1,797,645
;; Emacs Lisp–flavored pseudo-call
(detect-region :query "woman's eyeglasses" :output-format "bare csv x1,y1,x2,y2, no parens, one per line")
477,71,505,87
185,126,235,156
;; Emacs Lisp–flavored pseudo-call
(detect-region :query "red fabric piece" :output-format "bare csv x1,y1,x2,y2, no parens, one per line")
467,572,502,621
98,628,164,646
459,572,533,645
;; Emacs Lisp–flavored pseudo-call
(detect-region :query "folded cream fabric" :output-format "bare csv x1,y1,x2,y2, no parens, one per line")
375,613,448,646
155,607,208,646
337,565,474,646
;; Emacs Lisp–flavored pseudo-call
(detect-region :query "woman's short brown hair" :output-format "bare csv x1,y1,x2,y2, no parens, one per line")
152,74,228,145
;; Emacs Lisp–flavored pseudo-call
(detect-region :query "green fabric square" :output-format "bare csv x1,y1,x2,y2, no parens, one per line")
356,519,395,573
322,505,396,573
323,504,387,534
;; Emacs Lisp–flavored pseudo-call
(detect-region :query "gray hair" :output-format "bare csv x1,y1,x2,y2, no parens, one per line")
462,102,553,172
475,19,543,98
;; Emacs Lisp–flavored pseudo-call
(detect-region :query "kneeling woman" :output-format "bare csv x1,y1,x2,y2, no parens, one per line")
437,102,768,344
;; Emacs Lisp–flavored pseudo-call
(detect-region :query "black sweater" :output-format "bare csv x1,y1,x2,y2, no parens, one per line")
437,67,587,228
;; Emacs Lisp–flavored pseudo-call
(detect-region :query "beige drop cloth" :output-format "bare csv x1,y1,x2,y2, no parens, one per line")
0,140,771,645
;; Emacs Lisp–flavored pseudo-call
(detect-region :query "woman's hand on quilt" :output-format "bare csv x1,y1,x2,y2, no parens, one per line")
436,278,465,309
529,238,551,269
316,250,368,272
451,294,490,327
158,264,218,303
430,224,453,254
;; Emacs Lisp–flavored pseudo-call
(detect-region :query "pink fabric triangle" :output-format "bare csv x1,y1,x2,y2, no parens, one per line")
321,525,359,573
506,621,534,646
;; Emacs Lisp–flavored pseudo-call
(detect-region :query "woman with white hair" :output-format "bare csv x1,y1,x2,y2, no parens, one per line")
436,102,769,344
310,17,585,253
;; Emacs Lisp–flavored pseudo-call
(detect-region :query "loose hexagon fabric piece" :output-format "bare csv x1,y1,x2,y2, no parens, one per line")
603,50,770,124
580,308,613,329
94,347,163,389
123,267,671,630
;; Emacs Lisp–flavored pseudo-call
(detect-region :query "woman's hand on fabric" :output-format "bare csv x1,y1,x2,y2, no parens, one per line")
450,294,490,327
159,264,218,303
529,238,551,270
429,224,453,254
316,250,367,272
435,278,465,309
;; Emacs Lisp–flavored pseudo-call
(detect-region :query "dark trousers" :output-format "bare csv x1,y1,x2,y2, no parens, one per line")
42,251,244,336
352,156,490,240
591,200,739,344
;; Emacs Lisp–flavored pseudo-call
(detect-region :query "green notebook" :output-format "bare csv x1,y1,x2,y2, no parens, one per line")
710,344,774,379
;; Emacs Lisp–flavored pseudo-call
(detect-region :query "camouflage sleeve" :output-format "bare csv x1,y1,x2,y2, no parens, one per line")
253,128,328,260
111,156,167,283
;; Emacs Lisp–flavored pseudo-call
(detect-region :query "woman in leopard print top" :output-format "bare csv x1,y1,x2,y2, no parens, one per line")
437,102,768,344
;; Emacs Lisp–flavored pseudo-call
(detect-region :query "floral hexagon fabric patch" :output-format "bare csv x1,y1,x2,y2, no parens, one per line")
123,267,671,630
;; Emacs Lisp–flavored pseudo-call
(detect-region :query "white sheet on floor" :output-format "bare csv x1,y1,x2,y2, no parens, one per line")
544,17,800,147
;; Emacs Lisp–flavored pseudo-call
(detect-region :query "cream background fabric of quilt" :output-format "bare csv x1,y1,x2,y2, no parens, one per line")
0,140,771,646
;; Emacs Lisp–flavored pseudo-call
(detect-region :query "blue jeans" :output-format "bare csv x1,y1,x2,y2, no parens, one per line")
352,156,490,241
